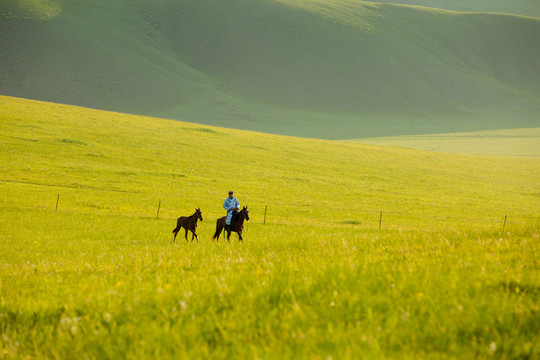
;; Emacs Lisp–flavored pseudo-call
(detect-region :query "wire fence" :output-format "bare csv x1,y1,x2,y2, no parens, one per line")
48,193,539,232
339,209,538,231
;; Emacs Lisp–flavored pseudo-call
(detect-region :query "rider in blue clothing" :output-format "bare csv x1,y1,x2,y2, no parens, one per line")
223,191,240,229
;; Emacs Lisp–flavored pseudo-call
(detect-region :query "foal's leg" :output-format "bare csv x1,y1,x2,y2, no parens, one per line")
184,228,189,242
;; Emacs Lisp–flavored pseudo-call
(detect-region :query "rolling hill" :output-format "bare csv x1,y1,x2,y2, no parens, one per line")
2,94,539,223
1,0,539,138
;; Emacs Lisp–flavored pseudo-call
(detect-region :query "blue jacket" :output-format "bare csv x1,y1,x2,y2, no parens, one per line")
223,197,240,213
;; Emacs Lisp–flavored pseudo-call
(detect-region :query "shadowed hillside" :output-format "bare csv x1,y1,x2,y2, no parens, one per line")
1,0,539,138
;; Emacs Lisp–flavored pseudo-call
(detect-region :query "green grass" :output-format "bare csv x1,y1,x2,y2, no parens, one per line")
351,127,540,158
0,0,63,20
1,96,539,358
366,0,540,18
1,0,539,138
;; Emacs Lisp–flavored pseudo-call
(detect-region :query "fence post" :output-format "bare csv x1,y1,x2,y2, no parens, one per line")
379,211,383,229
55,194,60,212
156,200,161,219
264,205,267,224
502,215,507,232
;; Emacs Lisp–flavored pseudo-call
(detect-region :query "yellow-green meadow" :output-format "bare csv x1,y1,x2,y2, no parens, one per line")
351,128,540,158
1,95,539,359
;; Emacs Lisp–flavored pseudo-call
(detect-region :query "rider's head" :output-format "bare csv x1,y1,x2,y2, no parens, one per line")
228,191,234,198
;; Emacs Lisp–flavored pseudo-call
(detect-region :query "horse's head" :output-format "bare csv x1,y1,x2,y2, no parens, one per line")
196,208,203,221
241,206,249,221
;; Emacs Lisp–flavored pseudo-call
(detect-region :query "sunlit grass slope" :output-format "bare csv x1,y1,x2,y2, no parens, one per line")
1,95,539,358
1,0,539,138
352,127,540,158
2,95,539,225
367,0,540,18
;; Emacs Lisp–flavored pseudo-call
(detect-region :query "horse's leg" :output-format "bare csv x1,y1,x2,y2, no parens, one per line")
226,230,231,242
238,230,243,241
184,228,189,242
212,219,222,242
218,219,226,241
193,232,199,242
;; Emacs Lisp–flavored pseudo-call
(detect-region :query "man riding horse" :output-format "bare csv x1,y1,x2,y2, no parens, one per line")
223,190,239,230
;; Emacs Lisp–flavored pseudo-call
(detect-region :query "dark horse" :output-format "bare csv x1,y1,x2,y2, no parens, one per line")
172,208,203,242
212,206,249,242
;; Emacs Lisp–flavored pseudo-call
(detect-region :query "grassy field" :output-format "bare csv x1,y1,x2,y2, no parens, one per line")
1,0,539,138
366,0,540,18
352,127,540,158
1,96,539,359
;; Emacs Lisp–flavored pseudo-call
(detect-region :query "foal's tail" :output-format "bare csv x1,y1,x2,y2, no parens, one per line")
212,219,221,241
172,218,180,234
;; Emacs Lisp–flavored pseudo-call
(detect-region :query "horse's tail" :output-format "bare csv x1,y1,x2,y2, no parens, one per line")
212,219,221,241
